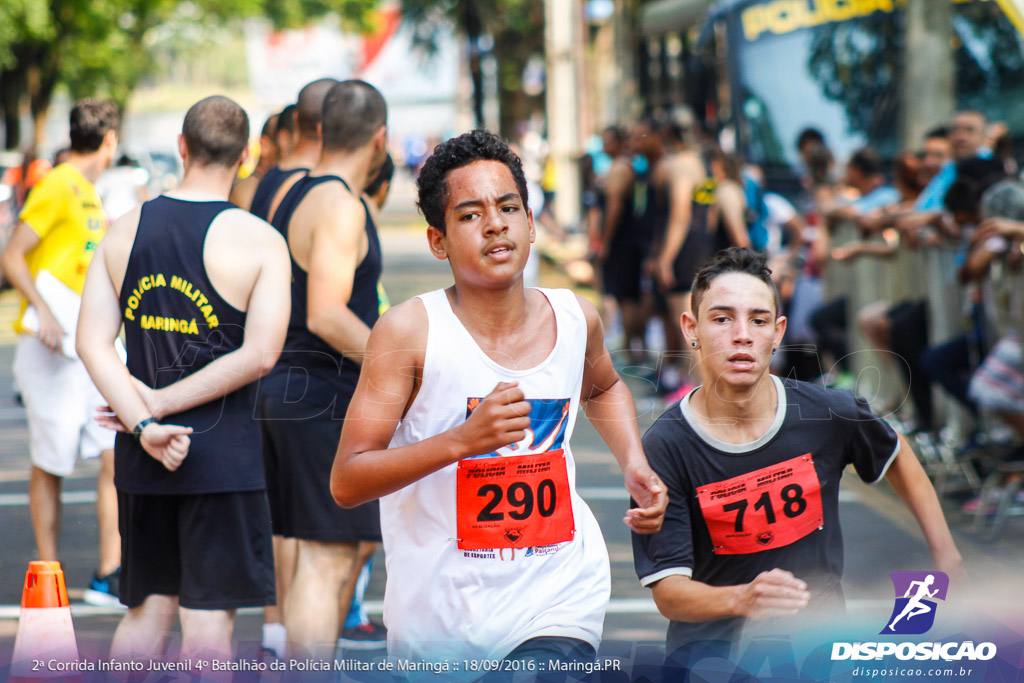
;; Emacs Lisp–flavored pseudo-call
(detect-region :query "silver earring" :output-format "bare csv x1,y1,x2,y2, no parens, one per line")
690,341,699,349
772,348,778,355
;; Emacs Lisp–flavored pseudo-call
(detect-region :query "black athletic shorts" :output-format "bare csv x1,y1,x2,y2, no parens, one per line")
260,393,382,542
669,238,712,295
117,490,275,610
483,637,596,683
602,242,647,302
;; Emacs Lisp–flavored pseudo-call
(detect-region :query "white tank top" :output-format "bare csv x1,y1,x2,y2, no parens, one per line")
381,287,611,662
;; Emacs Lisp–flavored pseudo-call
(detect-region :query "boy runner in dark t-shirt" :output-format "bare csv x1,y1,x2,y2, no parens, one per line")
632,247,966,656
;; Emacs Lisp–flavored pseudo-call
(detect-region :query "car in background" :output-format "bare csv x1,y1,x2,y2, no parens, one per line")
117,145,183,197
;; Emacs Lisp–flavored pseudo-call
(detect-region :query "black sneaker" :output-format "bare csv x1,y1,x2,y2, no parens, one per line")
83,568,125,607
337,622,387,650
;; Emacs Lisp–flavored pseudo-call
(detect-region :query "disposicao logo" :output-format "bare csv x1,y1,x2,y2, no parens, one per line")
882,571,948,635
831,570,997,663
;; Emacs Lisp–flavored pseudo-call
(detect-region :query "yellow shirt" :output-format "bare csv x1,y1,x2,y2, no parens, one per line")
15,163,107,332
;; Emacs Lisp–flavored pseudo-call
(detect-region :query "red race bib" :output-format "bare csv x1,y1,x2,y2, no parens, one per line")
456,450,575,550
696,454,823,555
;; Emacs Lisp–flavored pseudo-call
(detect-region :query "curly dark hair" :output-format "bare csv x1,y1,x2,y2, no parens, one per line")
691,247,779,318
416,129,529,233
69,99,119,153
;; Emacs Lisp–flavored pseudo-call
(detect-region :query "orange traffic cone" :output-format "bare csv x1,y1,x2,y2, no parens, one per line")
10,561,80,681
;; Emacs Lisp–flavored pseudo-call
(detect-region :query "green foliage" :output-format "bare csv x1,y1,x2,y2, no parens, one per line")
262,0,376,31
0,1,54,69
0,0,377,148
399,0,545,135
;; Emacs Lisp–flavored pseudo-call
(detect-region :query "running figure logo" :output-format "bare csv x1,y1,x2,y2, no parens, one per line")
881,571,949,635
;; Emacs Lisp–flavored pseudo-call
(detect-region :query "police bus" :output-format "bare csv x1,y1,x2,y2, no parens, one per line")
636,0,1024,190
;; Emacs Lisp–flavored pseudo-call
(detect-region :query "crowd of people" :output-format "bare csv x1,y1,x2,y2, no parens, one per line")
583,111,1024,520
5,83,1020,677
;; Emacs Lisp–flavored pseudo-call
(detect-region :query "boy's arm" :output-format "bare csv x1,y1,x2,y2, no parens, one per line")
884,435,967,585
331,302,532,507
76,241,193,470
577,294,667,533
138,223,292,419
651,570,810,623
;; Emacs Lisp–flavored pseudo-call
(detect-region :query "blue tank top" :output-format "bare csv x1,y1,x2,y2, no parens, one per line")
249,165,308,222
262,174,383,409
116,196,263,494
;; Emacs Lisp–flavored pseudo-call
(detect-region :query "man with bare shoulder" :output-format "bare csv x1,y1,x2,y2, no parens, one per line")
76,95,291,665
651,120,710,304
259,79,389,657
248,79,336,223
596,126,648,361
330,129,668,667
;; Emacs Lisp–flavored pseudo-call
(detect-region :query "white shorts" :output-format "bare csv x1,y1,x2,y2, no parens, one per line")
13,334,116,477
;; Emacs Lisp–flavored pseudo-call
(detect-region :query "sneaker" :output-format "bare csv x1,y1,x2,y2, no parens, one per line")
83,568,125,608
337,622,387,650
961,496,996,516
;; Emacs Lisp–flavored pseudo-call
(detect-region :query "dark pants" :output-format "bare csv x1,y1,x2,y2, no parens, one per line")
484,637,597,682
809,297,849,372
887,300,933,431
922,334,980,416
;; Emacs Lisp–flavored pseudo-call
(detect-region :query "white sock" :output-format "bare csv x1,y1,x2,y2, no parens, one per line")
262,622,286,658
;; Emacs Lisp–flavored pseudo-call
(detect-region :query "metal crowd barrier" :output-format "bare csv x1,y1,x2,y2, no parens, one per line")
824,220,1024,508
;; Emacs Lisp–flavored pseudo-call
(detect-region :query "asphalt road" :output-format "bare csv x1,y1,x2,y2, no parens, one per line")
0,204,1021,679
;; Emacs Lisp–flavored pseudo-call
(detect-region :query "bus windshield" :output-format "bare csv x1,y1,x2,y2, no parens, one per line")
731,0,1024,169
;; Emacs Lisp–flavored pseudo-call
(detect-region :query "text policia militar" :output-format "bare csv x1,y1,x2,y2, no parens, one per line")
122,272,220,329
831,641,997,661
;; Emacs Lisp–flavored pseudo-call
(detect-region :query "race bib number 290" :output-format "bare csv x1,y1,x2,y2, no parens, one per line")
456,450,575,550
696,454,823,555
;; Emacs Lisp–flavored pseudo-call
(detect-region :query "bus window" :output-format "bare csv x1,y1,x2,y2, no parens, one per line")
735,10,893,169
954,2,1024,135
727,0,1024,171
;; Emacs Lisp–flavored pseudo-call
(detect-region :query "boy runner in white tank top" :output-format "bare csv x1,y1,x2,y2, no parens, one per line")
331,130,668,666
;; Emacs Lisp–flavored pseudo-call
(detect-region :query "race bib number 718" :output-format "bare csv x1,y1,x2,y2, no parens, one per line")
696,454,823,555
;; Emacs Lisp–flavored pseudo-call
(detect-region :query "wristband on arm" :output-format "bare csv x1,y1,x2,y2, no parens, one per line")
132,417,158,436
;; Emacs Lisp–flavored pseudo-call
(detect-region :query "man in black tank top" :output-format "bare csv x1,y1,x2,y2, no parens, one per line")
258,79,389,658
248,79,336,223
596,126,650,363
78,96,292,665
643,120,708,396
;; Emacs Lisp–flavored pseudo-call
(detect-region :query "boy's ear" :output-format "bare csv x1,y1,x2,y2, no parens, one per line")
773,314,788,350
426,225,448,261
527,208,536,243
681,311,698,349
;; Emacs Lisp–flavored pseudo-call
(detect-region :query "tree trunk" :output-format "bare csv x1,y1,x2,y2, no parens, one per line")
0,66,25,150
901,0,953,148
469,44,485,128
27,45,61,151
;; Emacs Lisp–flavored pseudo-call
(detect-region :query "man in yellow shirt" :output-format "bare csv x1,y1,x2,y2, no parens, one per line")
0,98,122,606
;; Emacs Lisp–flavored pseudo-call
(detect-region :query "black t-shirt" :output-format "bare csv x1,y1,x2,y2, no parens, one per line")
632,376,899,651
